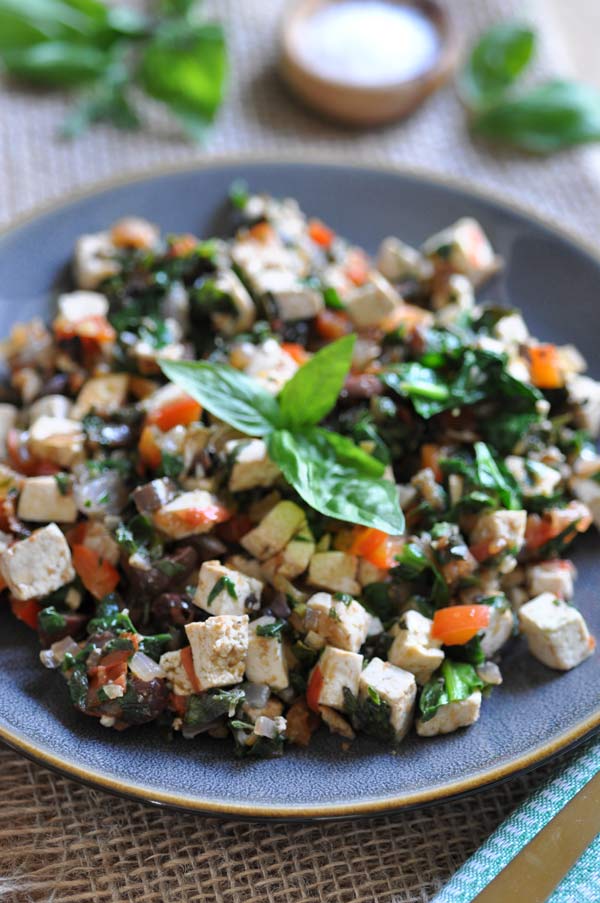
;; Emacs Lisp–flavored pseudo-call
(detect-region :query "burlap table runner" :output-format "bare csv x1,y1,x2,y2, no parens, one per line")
1,1,599,900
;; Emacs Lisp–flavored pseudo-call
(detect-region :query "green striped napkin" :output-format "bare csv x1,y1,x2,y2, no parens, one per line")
432,736,600,903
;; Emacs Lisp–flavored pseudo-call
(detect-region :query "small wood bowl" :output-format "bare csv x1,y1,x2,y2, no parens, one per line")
280,0,459,127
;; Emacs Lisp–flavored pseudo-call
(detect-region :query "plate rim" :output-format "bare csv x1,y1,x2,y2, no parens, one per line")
1,152,599,819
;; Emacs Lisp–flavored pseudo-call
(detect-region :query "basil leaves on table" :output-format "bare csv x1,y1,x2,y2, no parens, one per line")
460,21,600,154
161,336,405,534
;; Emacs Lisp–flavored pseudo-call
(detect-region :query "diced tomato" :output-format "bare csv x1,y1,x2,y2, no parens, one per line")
180,503,231,528
180,645,201,693
138,425,162,470
345,248,369,286
168,233,198,257
147,394,201,432
421,443,443,483
100,648,132,669
469,540,496,563
10,598,41,630
88,661,128,700
349,527,404,569
170,692,188,717
308,219,335,249
306,665,324,713
432,605,490,646
110,217,156,250
280,342,311,365
525,503,592,553
248,222,275,243
315,309,352,341
529,344,563,390
72,544,120,600
217,513,253,543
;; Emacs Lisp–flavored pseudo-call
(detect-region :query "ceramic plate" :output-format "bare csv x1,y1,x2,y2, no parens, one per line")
0,158,598,820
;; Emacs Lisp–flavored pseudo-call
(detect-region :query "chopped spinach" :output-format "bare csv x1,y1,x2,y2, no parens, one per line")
343,687,395,742
37,606,67,636
54,473,71,496
185,687,245,726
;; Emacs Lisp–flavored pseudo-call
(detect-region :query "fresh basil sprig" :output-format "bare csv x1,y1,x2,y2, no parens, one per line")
460,22,600,153
160,337,405,534
0,0,227,140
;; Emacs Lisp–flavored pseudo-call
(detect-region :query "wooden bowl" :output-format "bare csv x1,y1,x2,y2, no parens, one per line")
279,0,459,127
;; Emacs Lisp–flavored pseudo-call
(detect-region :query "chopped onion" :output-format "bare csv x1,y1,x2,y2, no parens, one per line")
244,682,270,710
103,682,124,700
129,651,164,683
477,661,503,685
40,636,80,668
39,650,58,670
73,468,128,516
254,716,286,739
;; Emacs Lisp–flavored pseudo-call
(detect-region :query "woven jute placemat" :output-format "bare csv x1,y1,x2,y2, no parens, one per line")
0,1,599,900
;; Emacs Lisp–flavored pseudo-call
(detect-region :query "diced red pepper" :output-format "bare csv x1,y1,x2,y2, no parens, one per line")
180,646,201,693
10,597,42,630
72,544,120,600
306,665,324,713
315,309,352,341
348,527,404,569
308,219,335,249
147,394,201,432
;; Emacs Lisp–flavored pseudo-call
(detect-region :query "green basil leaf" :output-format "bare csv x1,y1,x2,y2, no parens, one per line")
472,80,600,153
2,40,109,84
459,22,535,107
380,363,450,418
137,21,227,128
278,334,355,429
159,358,280,437
474,441,521,510
268,428,404,534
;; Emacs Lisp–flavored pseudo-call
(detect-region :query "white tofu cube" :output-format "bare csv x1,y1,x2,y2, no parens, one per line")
133,340,185,376
493,313,529,347
570,477,600,530
309,646,363,710
305,591,370,653
185,615,249,690
470,509,527,560
345,272,402,329
70,373,129,420
505,456,561,498
388,610,444,684
28,395,72,424
432,274,475,312
359,657,417,741
17,475,78,523
261,525,315,581
0,523,75,600
416,692,482,737
480,604,514,657
246,615,289,691
57,290,108,322
241,500,306,560
357,558,387,587
307,551,360,596
567,375,600,438
210,270,256,336
159,649,196,697
194,560,263,616
518,593,594,671
527,561,575,600
422,217,499,285
250,269,323,321
0,404,17,456
152,490,227,539
225,439,280,493
231,339,299,395
73,233,119,289
28,416,85,469
376,236,432,282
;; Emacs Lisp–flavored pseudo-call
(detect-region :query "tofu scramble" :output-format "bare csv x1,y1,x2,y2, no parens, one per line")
1,185,597,756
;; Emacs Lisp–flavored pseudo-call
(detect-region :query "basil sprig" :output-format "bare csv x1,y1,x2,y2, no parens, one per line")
160,336,405,534
460,22,600,153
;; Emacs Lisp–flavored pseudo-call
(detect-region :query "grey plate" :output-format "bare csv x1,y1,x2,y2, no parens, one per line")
0,158,598,820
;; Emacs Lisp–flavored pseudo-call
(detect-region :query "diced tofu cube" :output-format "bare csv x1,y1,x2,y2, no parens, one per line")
570,477,600,530
505,456,561,498
0,404,17,456
493,312,529,347
57,290,108,322
250,269,323,321
159,649,196,696
480,604,514,657
73,233,119,289
345,272,402,329
185,615,249,690
359,657,417,742
211,270,256,336
422,217,499,285
28,416,85,469
194,560,263,616
388,610,444,684
309,646,363,710
17,475,78,523
224,554,265,583
152,490,227,539
432,274,475,312
241,500,306,560
226,439,280,493
376,236,432,282
133,340,185,376
246,615,289,691
308,551,360,596
261,525,315,581
567,375,600,438
527,560,575,600
305,591,370,653
28,395,72,424
357,558,387,587
470,509,527,563
518,593,594,671
70,373,129,420
0,523,75,600
416,692,482,737
230,338,299,395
